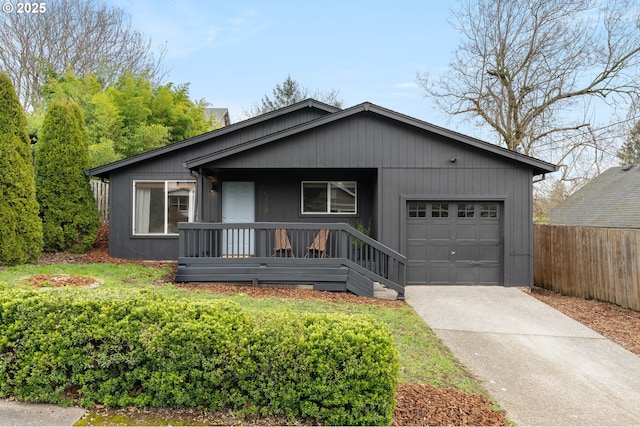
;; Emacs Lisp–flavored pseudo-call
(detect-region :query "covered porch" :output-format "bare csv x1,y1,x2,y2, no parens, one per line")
176,222,406,299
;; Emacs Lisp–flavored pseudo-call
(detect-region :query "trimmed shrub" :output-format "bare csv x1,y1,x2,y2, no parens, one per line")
35,98,100,253
0,72,44,265
0,290,398,425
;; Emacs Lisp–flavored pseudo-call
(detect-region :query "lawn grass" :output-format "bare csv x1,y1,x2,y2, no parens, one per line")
0,262,488,397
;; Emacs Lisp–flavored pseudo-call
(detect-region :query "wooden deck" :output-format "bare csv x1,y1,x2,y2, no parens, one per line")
176,222,406,298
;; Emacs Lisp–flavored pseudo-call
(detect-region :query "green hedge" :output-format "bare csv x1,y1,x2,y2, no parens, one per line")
0,289,398,425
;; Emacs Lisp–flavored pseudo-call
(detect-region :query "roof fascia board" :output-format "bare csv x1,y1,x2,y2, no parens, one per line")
86,98,340,177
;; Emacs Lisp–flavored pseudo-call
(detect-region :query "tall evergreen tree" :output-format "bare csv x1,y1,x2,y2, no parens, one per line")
0,71,43,265
245,75,343,117
616,121,640,165
35,98,100,253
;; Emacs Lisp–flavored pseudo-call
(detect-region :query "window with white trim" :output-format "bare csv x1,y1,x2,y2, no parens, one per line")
301,181,357,214
133,180,196,235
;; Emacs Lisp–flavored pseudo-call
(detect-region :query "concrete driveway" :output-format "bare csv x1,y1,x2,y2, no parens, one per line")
405,285,640,426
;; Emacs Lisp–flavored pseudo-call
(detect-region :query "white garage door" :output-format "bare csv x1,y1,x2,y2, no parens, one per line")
406,201,502,285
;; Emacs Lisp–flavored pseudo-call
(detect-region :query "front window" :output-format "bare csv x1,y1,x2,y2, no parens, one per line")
302,181,357,214
133,180,195,235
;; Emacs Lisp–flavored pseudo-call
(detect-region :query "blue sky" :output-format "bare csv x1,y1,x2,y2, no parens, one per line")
109,0,465,130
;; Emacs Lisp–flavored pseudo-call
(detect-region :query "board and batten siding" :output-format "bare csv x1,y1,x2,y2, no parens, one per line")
104,107,334,260
210,112,536,286
104,108,539,286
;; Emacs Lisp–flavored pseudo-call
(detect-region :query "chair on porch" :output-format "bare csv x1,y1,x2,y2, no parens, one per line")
304,229,330,258
272,228,295,257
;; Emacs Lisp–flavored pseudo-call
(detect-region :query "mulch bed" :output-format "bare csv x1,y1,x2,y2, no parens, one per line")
393,384,506,426
531,287,640,356
21,274,100,288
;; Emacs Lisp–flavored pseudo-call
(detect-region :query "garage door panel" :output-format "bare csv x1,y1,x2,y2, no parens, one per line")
427,264,451,284
454,246,479,261
428,224,451,240
455,266,478,285
428,244,451,260
478,265,501,284
407,242,426,261
478,247,501,261
406,201,502,285
478,223,500,240
455,223,477,240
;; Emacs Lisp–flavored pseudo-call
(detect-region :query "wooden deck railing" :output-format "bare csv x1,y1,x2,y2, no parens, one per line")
178,222,406,294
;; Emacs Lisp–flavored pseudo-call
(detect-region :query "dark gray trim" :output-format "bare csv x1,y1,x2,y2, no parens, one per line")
86,99,341,178
184,102,557,176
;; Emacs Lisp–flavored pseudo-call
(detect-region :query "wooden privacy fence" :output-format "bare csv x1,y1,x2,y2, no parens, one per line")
534,224,640,311
90,179,109,224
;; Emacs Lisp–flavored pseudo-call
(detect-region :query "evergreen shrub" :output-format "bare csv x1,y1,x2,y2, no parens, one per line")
0,290,398,425
35,99,100,253
0,72,43,264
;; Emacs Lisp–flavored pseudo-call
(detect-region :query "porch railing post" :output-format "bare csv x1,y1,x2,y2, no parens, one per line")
339,229,349,259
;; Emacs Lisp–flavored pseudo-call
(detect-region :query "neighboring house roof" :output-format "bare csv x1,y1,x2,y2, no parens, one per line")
205,108,231,128
87,99,557,178
547,165,640,229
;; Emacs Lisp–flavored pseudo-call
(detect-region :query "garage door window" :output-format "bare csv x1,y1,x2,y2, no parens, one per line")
457,203,475,218
408,202,428,218
431,203,449,218
480,203,499,218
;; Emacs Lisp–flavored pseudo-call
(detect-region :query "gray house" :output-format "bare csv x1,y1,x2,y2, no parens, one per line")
547,165,640,228
88,99,556,298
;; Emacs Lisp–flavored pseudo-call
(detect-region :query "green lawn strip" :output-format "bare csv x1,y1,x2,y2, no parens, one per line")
0,262,495,423
0,263,169,288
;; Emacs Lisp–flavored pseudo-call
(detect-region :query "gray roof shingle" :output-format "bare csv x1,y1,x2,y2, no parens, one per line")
547,165,640,229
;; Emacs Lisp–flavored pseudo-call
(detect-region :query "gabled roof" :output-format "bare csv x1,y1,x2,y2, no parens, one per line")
87,99,340,178
88,99,557,178
185,101,557,176
547,165,640,228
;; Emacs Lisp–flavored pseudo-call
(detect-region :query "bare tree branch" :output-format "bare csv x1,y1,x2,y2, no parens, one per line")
419,0,640,180
0,0,167,111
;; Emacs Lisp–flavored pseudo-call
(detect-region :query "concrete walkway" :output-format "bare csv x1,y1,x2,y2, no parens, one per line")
0,399,85,426
405,286,640,426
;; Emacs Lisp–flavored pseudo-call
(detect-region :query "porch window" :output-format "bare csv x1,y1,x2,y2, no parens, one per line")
302,181,357,214
133,180,195,235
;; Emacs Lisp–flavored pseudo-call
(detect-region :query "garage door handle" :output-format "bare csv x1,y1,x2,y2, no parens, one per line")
451,251,456,255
